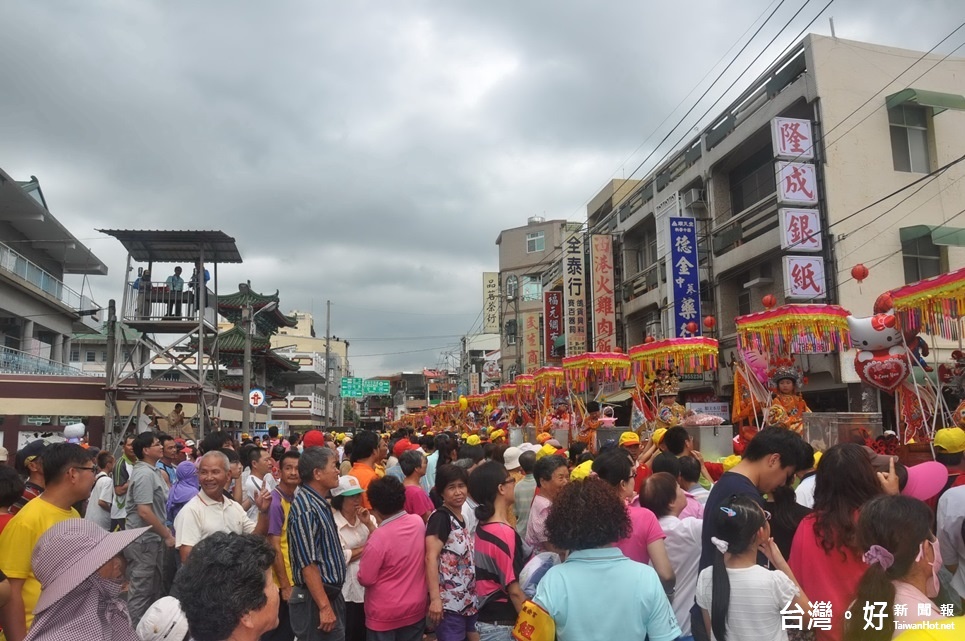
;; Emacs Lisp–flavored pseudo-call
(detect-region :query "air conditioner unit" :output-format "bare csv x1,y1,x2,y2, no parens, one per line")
681,188,706,209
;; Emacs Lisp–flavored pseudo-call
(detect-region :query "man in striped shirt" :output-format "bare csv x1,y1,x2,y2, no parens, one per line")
287,446,347,641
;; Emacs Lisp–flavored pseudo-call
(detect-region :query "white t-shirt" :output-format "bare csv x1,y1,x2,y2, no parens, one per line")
696,564,799,641
795,474,816,509
659,515,703,637
937,484,965,600
85,472,114,530
243,474,277,522
137,414,154,434
174,492,256,549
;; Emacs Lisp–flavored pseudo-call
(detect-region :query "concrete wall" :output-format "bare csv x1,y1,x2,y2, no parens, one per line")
810,34,965,315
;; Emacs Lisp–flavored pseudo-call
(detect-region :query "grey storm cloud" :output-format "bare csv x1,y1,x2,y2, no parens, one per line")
0,0,961,375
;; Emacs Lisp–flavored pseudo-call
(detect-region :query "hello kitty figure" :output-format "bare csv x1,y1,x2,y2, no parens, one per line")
848,312,911,393
847,312,903,353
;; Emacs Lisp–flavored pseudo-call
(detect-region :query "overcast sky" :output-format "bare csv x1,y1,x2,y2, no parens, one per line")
1,0,961,377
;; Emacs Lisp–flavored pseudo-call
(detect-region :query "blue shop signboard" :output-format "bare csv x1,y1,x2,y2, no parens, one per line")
669,216,701,337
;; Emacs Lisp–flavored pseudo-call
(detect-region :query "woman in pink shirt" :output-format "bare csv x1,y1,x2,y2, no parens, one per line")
357,476,429,640
843,495,950,640
591,448,675,595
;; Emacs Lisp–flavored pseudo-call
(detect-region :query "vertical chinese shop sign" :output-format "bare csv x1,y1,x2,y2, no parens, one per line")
562,233,586,355
590,234,616,351
522,312,541,373
544,291,563,361
669,217,701,337
482,273,499,334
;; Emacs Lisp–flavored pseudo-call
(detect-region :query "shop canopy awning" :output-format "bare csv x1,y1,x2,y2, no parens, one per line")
886,88,965,116
553,335,566,349
900,225,965,247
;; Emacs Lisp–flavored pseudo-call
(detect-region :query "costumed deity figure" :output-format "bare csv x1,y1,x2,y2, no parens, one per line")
654,375,693,430
576,401,601,453
766,359,810,435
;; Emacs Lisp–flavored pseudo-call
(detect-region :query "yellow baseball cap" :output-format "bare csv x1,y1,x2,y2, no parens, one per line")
934,427,965,454
466,435,481,446
536,432,552,444
570,460,594,481
536,443,557,460
489,429,506,442
652,428,668,445
618,431,641,447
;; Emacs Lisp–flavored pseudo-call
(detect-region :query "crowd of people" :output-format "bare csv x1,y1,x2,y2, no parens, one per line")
0,420,962,640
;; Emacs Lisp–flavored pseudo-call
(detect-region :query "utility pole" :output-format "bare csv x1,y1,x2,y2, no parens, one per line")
324,299,331,427
104,299,117,450
242,304,252,436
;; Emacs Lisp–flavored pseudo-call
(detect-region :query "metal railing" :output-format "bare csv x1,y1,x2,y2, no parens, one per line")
0,242,87,310
0,345,90,376
122,280,216,325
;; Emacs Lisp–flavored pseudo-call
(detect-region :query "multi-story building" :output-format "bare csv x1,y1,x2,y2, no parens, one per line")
0,170,110,449
270,310,347,426
495,217,582,381
1,172,105,364
589,34,965,411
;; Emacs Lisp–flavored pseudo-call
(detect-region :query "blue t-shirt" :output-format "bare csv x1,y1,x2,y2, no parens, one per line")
534,548,680,641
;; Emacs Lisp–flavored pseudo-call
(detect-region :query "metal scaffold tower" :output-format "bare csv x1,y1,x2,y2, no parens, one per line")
97,229,243,451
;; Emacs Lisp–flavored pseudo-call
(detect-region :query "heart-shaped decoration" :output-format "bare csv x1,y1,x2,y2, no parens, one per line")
855,351,909,393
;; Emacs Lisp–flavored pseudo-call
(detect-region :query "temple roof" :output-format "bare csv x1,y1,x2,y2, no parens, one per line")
218,283,297,335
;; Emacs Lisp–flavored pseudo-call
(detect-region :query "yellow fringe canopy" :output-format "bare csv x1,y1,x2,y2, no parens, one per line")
499,384,518,404
629,337,719,376
514,374,536,404
735,304,851,354
890,265,965,340
533,367,565,394
562,351,631,393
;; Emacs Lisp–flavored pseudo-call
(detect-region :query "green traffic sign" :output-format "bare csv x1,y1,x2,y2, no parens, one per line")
340,377,363,398
362,379,391,396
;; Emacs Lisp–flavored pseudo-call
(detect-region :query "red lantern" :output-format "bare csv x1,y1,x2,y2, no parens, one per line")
645,336,656,344
703,315,716,330
852,263,869,284
762,294,776,310
686,321,698,334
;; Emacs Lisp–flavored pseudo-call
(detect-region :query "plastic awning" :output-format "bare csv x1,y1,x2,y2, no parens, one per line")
886,89,965,116
900,225,965,247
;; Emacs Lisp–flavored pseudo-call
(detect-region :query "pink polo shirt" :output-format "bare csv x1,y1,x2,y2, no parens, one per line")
357,512,428,631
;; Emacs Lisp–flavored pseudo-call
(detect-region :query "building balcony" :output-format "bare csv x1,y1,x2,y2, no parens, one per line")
0,242,100,330
0,345,91,377
711,194,780,275
620,259,664,316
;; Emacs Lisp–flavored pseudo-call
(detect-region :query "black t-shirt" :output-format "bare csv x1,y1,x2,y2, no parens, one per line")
699,471,766,571
426,506,463,543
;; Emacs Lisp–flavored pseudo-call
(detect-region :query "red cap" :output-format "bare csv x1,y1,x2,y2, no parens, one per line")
392,438,419,459
302,430,325,448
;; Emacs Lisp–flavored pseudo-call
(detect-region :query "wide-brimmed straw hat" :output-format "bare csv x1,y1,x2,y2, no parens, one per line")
32,519,149,613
